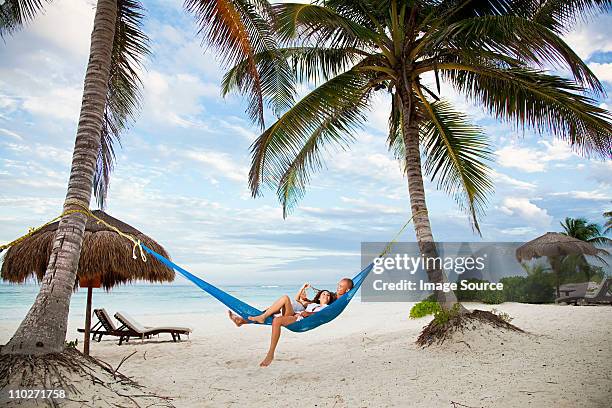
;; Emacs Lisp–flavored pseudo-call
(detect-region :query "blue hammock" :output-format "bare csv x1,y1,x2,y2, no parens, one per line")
142,244,373,333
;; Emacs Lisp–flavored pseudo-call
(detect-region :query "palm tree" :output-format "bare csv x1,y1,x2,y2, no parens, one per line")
521,262,551,277
224,0,612,310
561,217,611,245
0,0,274,355
603,208,612,234
560,216,611,282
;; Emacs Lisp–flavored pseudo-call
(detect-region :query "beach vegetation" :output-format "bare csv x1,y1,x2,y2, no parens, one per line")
409,299,441,318
225,0,612,320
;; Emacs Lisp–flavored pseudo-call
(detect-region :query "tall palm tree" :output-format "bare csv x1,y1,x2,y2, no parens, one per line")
603,208,612,234
1,0,144,355
0,0,274,355
224,0,612,310
561,217,611,245
560,216,610,282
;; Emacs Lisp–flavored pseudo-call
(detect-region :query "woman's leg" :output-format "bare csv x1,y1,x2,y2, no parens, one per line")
249,295,294,324
260,315,296,367
228,311,249,327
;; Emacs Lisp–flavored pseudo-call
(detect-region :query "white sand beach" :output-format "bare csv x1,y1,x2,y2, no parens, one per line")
2,302,610,407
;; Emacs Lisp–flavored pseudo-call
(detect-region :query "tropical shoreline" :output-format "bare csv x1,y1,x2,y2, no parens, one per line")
2,301,610,407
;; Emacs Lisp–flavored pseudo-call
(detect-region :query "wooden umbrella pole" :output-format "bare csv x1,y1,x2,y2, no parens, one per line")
84,285,93,356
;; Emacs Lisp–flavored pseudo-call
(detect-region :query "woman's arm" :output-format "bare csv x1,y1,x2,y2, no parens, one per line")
294,283,311,304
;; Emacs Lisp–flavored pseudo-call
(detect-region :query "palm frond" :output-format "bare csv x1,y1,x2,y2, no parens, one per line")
94,0,149,209
416,95,494,232
185,0,275,126
221,48,295,117
273,3,381,48
249,69,373,202
441,64,612,158
387,91,404,162
222,46,368,116
421,15,604,94
528,0,612,33
604,210,612,234
0,0,51,37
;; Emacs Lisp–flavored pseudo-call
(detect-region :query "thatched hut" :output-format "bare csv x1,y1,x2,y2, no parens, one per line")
1,210,174,354
516,232,600,298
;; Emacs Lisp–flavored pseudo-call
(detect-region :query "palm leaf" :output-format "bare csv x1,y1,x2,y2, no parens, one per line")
416,95,494,232
0,0,51,37
528,0,612,33
221,46,367,115
273,2,381,48
441,64,612,158
185,0,274,126
421,15,603,94
249,69,373,200
94,0,150,209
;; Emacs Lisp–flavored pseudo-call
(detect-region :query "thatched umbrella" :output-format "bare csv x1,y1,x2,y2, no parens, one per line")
1,211,174,355
515,232,600,298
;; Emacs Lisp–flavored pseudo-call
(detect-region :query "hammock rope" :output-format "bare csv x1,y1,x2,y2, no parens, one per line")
0,199,147,262
1,206,424,332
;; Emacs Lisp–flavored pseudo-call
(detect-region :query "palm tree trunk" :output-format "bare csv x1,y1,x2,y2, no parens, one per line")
398,88,459,311
1,0,117,356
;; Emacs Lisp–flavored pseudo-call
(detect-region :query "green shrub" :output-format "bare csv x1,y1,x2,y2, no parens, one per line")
522,274,555,303
456,278,490,301
500,274,555,304
480,289,505,304
432,303,461,326
410,300,441,319
500,276,527,302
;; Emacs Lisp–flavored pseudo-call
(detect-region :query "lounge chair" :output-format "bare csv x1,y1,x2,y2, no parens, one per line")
556,278,612,305
78,308,126,342
114,311,192,345
556,282,590,305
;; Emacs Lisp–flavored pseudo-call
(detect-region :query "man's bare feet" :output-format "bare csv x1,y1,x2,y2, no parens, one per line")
259,354,274,367
248,314,266,324
228,311,247,327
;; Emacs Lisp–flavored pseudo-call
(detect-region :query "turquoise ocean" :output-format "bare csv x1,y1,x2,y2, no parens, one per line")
0,282,341,323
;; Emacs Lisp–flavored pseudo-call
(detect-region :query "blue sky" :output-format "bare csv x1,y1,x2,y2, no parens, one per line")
0,0,610,285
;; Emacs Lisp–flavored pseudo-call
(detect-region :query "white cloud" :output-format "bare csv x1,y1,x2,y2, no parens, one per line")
498,226,537,237
21,86,83,121
500,197,553,226
141,71,221,128
588,62,612,83
27,0,95,58
490,170,537,190
549,190,611,201
496,139,575,173
563,15,612,60
178,149,248,183
0,128,23,141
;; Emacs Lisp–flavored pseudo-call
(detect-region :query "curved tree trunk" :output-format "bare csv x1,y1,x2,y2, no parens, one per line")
1,0,117,355
398,88,460,311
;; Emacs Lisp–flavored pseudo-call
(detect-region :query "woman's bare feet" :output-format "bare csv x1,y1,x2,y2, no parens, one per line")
248,314,267,324
259,354,274,367
228,311,247,327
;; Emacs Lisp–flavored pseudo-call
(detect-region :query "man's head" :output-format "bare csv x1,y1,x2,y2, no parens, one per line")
336,278,354,297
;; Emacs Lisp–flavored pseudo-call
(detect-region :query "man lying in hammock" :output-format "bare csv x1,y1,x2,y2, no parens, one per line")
228,278,354,367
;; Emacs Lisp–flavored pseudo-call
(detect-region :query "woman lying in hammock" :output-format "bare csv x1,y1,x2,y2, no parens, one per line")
228,289,336,367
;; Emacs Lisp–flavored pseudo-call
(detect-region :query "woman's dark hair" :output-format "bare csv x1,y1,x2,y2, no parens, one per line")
313,290,336,304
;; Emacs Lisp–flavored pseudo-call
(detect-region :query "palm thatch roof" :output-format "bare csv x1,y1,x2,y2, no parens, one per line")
515,232,600,261
1,211,174,290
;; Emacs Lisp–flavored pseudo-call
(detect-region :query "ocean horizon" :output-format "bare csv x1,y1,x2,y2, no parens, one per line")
0,281,343,323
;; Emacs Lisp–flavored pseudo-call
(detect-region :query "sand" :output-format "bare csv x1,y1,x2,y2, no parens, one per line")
1,302,611,407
